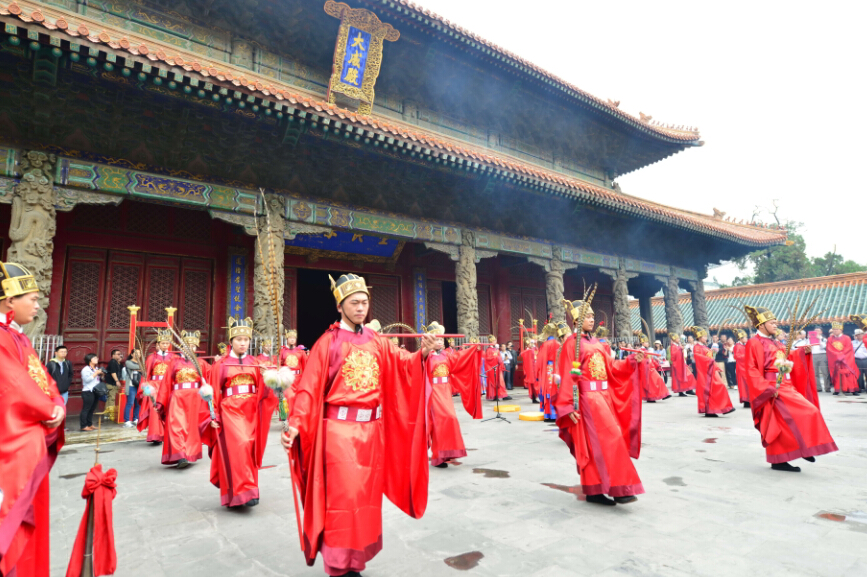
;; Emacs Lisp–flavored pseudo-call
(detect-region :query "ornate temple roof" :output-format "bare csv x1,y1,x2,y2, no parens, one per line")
630,272,867,333
0,1,785,247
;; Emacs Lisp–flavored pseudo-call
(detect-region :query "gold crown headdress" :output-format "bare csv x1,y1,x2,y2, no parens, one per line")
469,336,479,344
488,334,497,343
562,299,593,323
329,273,370,304
260,337,273,347
217,342,227,355
284,329,298,339
555,320,570,338
850,314,867,332
595,325,609,338
691,326,708,339
668,332,681,343
366,319,382,333
157,329,173,343
181,330,201,347
638,333,649,344
0,261,38,300
830,321,844,330
227,317,254,340
389,336,399,345
744,305,776,329
735,329,748,339
425,321,445,336
447,338,455,346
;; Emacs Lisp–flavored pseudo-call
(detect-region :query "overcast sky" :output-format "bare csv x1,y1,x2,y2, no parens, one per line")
413,0,866,283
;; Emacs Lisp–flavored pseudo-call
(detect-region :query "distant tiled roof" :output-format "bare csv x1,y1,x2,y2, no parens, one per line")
1,1,787,246
631,272,867,332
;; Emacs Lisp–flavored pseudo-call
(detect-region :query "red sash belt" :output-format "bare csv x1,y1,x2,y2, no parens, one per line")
578,380,608,393
173,381,201,391
151,375,164,381
224,384,257,397
764,371,791,382
432,376,449,384
325,404,382,422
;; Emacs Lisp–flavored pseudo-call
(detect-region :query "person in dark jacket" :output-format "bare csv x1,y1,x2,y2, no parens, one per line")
46,344,73,405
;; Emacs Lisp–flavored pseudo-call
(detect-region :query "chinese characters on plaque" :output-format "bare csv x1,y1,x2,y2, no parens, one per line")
229,253,247,320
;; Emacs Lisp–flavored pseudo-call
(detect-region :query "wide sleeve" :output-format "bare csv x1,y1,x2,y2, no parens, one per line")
607,354,642,459
447,347,482,418
790,347,819,409
554,337,577,426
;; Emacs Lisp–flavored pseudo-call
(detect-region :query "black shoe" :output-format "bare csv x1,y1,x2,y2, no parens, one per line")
647,400,656,403
679,393,688,397
176,458,190,470
531,399,539,404
771,462,801,472
150,441,162,445
723,407,736,415
852,392,860,396
544,418,556,423
502,396,513,400
586,494,616,506
686,391,696,396
613,495,638,504
833,392,840,396
663,395,671,400
338,572,363,577
743,401,751,408
434,462,448,468
245,498,259,507
803,456,816,463
704,414,719,418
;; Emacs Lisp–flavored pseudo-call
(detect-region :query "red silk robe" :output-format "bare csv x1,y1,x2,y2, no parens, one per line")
280,346,307,415
137,352,172,442
536,338,560,419
554,334,643,497
0,318,65,577
483,346,508,400
669,343,696,393
693,342,735,416
745,334,837,463
733,342,749,403
518,347,539,399
427,347,482,466
157,357,210,465
826,335,859,393
639,347,670,402
288,324,428,576
203,354,278,507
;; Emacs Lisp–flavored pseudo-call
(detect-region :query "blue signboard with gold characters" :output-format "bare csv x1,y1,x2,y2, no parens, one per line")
229,253,247,319
324,1,400,115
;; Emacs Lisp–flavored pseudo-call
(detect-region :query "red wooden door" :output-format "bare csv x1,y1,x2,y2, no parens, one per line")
60,248,109,384
367,274,401,327
509,288,547,341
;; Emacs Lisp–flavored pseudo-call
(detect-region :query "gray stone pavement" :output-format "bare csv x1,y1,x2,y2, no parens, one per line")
49,389,867,577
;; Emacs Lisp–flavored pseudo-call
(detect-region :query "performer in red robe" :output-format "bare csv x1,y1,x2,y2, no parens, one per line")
537,322,567,421
638,336,670,403
156,330,209,469
743,305,837,472
483,335,510,401
282,273,436,577
733,329,750,407
554,298,644,506
425,322,482,468
518,338,539,403
691,326,735,417
668,333,697,397
279,329,307,419
203,317,278,507
0,261,66,577
137,332,173,443
256,338,277,365
826,321,860,396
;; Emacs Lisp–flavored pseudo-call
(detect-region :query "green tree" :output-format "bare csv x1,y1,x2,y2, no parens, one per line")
732,221,813,284
810,251,867,277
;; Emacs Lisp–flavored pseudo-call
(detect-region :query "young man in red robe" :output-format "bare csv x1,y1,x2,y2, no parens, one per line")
483,335,510,401
668,332,697,397
156,330,209,469
691,326,735,418
638,335,670,403
518,337,539,403
733,329,750,407
554,299,645,506
203,317,278,507
425,322,482,468
826,321,860,396
0,262,66,577
138,331,173,443
282,273,437,577
537,322,567,421
279,329,307,419
743,305,837,472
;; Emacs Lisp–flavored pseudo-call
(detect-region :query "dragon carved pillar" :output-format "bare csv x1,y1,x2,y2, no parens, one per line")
253,193,286,339
455,231,480,339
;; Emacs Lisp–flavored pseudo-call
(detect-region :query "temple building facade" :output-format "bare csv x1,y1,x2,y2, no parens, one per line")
0,0,787,402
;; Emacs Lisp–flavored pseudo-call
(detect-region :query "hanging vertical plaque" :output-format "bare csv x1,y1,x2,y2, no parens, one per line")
324,1,400,115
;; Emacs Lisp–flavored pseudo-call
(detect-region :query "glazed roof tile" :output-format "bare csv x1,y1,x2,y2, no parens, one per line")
1,1,785,246
630,272,867,332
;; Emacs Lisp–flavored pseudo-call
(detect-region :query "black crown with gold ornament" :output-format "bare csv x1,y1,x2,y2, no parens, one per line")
668,332,681,343
562,299,593,323
595,325,609,338
156,329,173,343
284,329,298,339
555,320,571,338
329,273,370,304
0,261,38,300
691,326,708,339
217,342,227,355
735,329,748,340
850,314,867,332
830,321,843,330
425,321,445,336
744,305,776,328
227,317,254,340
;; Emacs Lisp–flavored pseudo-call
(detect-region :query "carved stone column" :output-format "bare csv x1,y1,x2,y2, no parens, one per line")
689,279,709,329
456,231,479,338
253,194,285,338
7,151,57,338
661,275,684,336
638,296,655,339
600,258,638,341
537,248,576,324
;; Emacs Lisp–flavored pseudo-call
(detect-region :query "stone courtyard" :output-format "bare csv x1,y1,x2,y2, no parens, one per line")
50,390,867,577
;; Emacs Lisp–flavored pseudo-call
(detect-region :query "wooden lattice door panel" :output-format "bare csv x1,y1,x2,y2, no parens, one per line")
592,294,614,336
179,260,213,351
477,284,492,336
61,248,108,388
367,274,401,326
508,288,546,341
143,257,181,322
102,252,146,360
426,280,443,327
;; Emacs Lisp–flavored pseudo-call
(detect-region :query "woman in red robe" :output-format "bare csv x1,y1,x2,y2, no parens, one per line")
137,333,173,443
0,263,65,577
826,321,860,395
156,330,209,469
733,329,750,407
518,338,539,403
554,299,644,506
204,317,278,507
743,305,837,472
638,336,670,402
279,329,307,419
483,335,510,401
425,322,482,468
668,333,696,397
691,326,735,417
283,274,436,577
538,322,567,421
